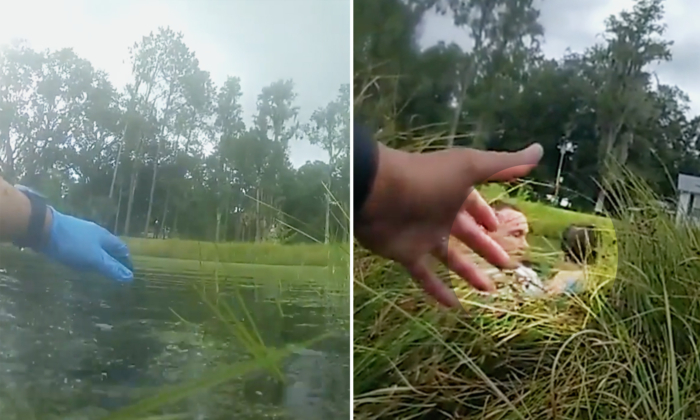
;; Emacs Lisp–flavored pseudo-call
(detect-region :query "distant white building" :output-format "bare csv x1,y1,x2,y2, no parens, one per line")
676,173,700,225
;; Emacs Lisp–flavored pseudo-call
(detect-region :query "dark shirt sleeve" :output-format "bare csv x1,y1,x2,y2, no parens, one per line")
353,122,379,216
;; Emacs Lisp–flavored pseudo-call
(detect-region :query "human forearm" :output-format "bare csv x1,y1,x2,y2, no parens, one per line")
0,176,133,281
0,177,52,245
353,123,379,216
353,123,411,227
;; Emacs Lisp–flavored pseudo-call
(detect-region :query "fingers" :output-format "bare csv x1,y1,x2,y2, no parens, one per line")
465,143,543,185
462,190,498,232
437,244,495,292
406,258,461,308
98,251,134,282
100,230,134,271
451,211,516,269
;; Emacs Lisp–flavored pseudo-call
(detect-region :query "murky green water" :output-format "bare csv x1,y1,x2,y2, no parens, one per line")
0,247,350,419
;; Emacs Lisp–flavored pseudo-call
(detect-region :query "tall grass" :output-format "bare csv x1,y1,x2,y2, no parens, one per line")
125,237,346,267
102,191,351,418
354,150,700,419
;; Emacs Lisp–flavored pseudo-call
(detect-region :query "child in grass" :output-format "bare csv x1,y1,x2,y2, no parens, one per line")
546,224,599,295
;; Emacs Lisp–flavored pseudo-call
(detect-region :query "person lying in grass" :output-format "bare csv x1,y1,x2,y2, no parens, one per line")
449,204,599,299
447,200,547,298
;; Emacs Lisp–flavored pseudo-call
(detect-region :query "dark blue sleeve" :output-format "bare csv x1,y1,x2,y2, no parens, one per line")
354,122,379,216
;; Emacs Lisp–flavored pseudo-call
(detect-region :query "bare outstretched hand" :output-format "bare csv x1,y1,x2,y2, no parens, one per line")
355,142,543,308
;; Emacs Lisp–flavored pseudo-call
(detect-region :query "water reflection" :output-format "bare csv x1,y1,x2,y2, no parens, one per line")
0,247,350,419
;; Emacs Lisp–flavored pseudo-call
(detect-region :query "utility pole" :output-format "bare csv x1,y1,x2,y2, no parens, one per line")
554,139,576,201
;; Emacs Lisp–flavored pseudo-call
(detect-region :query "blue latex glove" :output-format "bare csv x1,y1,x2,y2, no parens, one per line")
37,207,134,282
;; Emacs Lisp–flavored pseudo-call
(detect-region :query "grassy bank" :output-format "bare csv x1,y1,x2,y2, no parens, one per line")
124,237,348,267
354,173,700,419
134,255,348,289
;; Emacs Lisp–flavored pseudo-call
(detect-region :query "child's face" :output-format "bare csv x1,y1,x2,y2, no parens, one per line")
489,208,530,259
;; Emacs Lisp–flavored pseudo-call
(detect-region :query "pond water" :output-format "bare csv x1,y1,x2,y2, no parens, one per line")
0,247,350,420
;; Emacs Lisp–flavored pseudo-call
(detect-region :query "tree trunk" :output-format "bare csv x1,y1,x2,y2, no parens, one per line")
109,80,144,200
109,132,124,199
255,186,262,242
594,190,606,214
124,164,140,236
447,82,467,148
144,139,161,236
472,117,491,149
215,210,222,242
594,129,619,214
173,210,179,238
597,131,634,213
160,188,170,239
447,32,483,148
114,75,152,202
223,203,230,242
143,84,174,238
114,185,123,234
324,179,331,244
618,131,633,166
237,213,245,241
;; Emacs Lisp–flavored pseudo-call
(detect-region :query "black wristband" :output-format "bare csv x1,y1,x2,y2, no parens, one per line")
353,122,379,216
13,188,48,250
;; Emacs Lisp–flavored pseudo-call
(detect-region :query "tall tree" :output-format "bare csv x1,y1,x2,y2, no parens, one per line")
306,84,350,243
433,0,544,147
253,79,299,242
585,0,672,212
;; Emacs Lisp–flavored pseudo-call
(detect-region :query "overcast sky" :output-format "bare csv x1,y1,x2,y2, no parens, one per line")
419,0,700,115
0,0,350,168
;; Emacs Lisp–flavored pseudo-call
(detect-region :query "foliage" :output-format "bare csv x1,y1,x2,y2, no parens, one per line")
353,171,700,419
0,27,350,244
354,0,700,213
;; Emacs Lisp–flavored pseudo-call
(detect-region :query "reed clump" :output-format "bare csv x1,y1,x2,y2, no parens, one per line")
354,163,700,419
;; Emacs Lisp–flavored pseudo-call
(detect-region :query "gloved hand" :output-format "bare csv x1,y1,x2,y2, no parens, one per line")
37,208,134,281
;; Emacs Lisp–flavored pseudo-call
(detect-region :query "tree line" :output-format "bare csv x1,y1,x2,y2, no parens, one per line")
0,27,350,244
355,0,699,213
